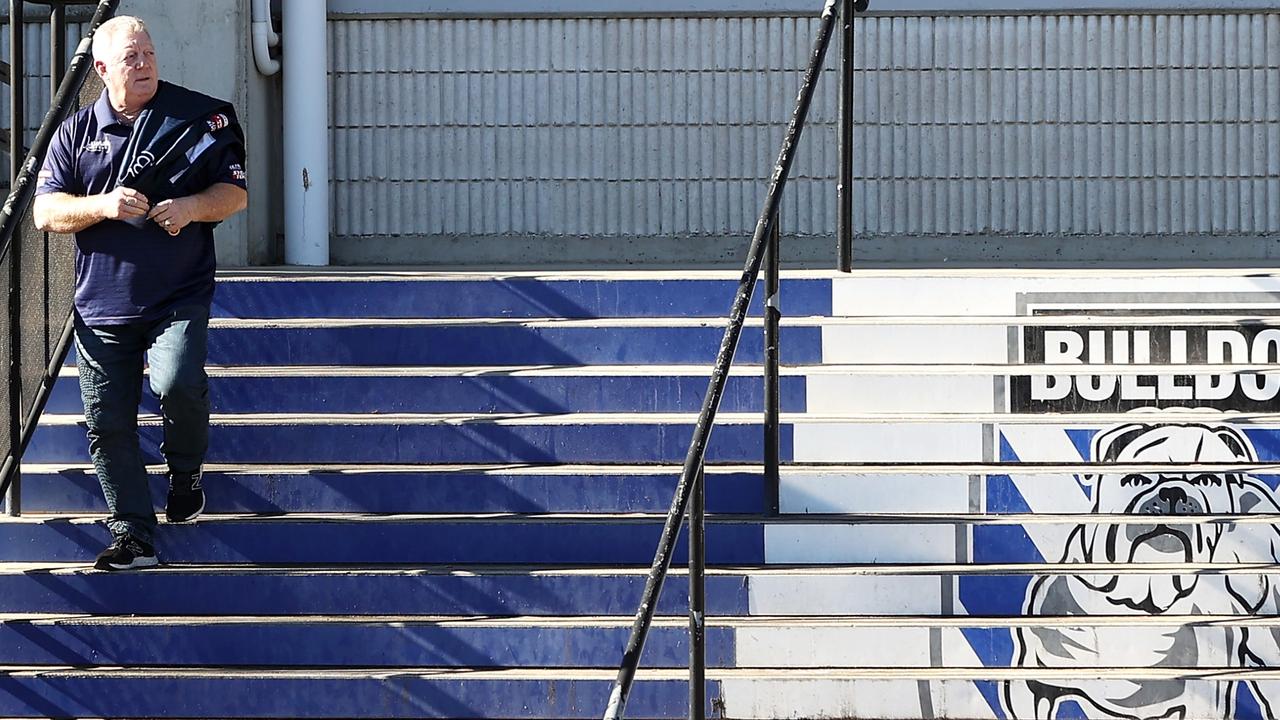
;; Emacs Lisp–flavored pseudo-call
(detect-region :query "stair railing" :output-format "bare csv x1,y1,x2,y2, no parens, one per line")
603,0,867,717
0,0,119,515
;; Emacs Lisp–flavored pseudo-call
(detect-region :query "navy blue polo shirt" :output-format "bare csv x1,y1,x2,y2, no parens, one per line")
36,88,247,326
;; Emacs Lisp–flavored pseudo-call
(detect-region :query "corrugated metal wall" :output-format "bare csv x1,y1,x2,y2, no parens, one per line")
329,17,837,240
852,13,1280,236
329,12,1280,245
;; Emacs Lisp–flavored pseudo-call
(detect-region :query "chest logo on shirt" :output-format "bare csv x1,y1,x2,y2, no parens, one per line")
83,139,111,154
127,150,156,178
207,113,229,132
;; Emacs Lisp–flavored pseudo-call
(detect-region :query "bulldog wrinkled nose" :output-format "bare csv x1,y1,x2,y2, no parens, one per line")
1138,485,1203,515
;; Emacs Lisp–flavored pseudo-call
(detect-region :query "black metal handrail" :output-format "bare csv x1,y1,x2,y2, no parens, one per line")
603,1,866,717
0,0,119,513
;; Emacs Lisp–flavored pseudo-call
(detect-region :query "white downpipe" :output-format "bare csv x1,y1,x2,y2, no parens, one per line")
282,0,329,266
251,0,280,76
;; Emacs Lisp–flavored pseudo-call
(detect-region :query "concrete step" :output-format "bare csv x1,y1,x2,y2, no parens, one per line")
45,365,806,415
0,615,727,669
28,461,1271,516
827,268,1280,317
5,513,1280,566
13,464,769,515
1,613,1274,670
26,412,779,464
192,319,822,367
210,267,1280,321
158,314,1280,368
69,310,1280,369
4,562,1278,618
0,665,1275,719
28,410,1280,464
0,514,761,565
211,271,833,319
0,565,743,617
48,362,1280,416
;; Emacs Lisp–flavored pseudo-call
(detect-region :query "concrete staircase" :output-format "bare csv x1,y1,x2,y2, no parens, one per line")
4,268,1280,719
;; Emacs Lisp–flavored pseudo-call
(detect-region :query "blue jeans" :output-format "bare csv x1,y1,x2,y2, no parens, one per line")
74,304,210,542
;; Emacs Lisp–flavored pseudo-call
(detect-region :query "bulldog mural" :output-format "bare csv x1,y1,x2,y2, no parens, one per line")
1003,423,1280,720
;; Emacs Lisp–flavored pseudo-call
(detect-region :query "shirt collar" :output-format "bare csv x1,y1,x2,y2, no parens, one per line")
92,89,124,129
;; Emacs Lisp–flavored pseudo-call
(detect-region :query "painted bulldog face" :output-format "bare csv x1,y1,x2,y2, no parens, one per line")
1074,423,1255,612
1089,424,1251,565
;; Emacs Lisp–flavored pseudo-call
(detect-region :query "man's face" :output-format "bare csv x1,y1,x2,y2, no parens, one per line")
96,30,158,111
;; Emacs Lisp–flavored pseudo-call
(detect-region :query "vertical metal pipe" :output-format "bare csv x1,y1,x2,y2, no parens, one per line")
604,4,843,718
763,214,781,516
46,4,64,360
837,0,856,272
9,0,21,184
5,0,23,516
283,0,330,266
50,5,64,99
688,463,705,720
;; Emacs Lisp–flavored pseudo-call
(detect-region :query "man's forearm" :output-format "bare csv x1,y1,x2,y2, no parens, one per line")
185,183,247,223
33,193,105,233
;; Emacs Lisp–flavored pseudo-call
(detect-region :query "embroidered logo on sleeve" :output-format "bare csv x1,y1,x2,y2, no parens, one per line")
229,162,246,181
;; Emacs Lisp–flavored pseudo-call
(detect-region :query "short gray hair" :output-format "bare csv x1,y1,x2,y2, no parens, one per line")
92,15,150,63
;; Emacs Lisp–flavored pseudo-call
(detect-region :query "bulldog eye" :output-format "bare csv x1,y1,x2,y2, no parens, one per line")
1120,474,1153,487
1190,474,1222,487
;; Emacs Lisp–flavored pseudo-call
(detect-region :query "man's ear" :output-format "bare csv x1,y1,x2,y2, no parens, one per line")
1091,423,1150,463
1212,424,1258,463
93,59,108,80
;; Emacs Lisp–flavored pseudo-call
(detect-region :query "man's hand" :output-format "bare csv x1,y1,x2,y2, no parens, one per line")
147,198,195,236
145,184,247,236
99,187,151,221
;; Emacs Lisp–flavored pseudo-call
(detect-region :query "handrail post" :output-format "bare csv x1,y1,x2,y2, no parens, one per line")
837,0,866,272
763,213,781,516
46,3,65,369
688,462,705,720
5,0,25,517
603,3,843,718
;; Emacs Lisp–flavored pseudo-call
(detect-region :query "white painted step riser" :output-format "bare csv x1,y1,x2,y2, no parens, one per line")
832,273,1280,318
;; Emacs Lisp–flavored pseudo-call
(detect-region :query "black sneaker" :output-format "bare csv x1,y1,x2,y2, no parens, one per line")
166,468,205,523
94,534,159,571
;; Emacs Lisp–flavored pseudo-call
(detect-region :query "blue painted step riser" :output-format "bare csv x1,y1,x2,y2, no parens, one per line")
0,623,734,669
0,521,767,564
45,375,807,415
27,423,794,464
63,325,821,367
15,471,767,514
0,675,704,719
12,570,1258,618
0,572,750,616
212,278,833,319
207,326,821,366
